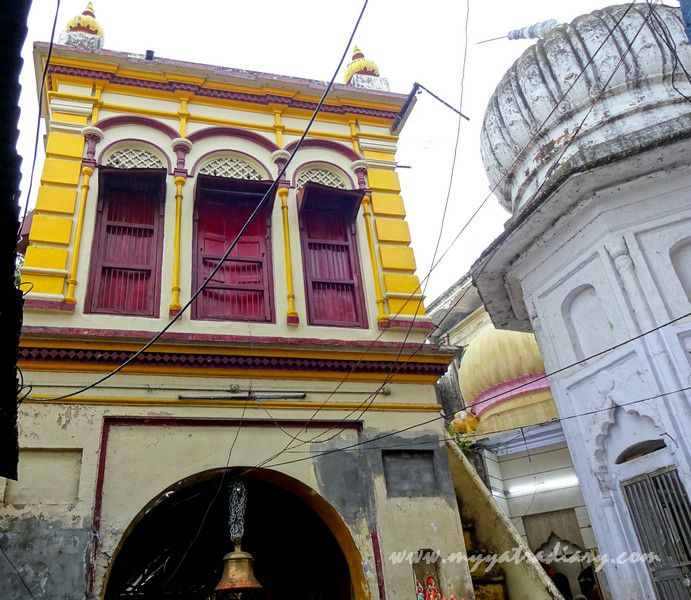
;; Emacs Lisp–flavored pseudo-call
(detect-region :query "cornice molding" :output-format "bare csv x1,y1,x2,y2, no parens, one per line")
48,64,401,121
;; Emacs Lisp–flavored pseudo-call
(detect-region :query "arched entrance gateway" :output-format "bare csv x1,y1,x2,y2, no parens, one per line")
103,468,365,599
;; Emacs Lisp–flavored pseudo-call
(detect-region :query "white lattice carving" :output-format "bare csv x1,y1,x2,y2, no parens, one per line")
104,148,165,170
198,157,262,180
296,168,347,189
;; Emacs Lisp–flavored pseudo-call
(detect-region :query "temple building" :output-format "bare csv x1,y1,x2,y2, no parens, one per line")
430,275,603,600
468,4,691,599
0,4,564,600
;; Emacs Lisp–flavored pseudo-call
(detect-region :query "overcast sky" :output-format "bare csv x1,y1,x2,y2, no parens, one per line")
19,0,626,302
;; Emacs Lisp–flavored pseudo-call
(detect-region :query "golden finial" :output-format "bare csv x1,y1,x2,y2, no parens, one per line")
344,46,380,84
65,1,104,41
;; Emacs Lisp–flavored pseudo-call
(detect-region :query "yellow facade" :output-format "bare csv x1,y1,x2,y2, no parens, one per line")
11,31,468,600
22,46,429,322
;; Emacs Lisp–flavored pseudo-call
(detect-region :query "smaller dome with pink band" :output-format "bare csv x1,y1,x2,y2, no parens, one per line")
453,325,557,436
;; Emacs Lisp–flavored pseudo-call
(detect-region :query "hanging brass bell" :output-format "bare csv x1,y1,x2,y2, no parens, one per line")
214,544,262,597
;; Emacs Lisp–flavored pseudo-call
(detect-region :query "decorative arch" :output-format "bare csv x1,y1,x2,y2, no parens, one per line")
594,405,664,470
102,467,370,599
95,115,179,139
187,126,279,153
294,161,354,189
284,138,361,162
670,236,691,302
561,284,614,360
190,149,272,179
98,139,172,173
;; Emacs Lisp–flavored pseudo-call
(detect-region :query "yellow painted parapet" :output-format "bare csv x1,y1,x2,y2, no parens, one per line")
365,167,426,317
21,116,90,299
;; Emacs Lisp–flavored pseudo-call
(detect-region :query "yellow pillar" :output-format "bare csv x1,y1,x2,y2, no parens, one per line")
65,165,94,304
278,186,299,325
170,176,186,313
361,193,388,324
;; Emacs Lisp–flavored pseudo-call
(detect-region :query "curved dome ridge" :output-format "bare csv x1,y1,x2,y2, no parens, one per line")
459,325,545,405
480,4,691,212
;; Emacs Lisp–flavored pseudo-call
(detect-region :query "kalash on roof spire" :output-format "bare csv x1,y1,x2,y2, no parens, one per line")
344,45,389,91
59,1,104,52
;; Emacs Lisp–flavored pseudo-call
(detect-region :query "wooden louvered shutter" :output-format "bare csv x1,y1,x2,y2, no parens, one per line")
86,169,165,316
300,207,366,327
193,190,272,322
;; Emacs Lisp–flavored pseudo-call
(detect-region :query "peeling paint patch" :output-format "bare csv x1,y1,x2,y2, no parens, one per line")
0,515,90,599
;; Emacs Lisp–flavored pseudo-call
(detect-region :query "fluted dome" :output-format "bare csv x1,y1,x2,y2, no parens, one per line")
344,46,380,84
459,326,544,404
454,325,556,435
481,4,691,212
60,2,104,52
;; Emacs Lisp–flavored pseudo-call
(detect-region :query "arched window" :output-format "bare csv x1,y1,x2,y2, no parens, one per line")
192,156,274,322
86,148,166,316
297,181,366,327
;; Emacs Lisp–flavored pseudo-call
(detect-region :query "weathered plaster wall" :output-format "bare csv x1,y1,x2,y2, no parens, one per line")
1,371,461,599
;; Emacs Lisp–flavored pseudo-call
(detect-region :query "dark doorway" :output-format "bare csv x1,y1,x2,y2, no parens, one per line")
104,470,352,599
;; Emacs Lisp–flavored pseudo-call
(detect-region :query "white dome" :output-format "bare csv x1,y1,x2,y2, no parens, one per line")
480,4,691,212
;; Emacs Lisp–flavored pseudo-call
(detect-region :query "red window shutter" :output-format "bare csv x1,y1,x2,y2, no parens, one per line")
193,178,273,322
86,169,165,316
300,207,367,327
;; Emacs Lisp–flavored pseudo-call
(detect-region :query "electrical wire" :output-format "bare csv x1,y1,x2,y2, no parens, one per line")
245,0,644,449
189,0,653,476
286,0,660,448
287,0,473,451
646,1,691,101
162,395,249,587
18,0,61,234
226,1,672,480
39,0,370,403
231,310,688,482
30,0,638,416
264,384,691,469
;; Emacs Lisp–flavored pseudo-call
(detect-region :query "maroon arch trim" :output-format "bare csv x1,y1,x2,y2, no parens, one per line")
96,115,179,139
187,126,279,152
284,139,361,162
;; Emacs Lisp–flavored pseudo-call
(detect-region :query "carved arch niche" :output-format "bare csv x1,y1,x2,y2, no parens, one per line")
595,406,666,470
561,284,616,360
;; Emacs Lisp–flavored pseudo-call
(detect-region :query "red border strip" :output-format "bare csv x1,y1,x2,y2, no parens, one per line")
371,530,387,599
88,416,362,595
20,324,442,353
23,299,76,312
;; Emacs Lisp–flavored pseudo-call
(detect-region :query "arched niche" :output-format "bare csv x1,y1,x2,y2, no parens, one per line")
595,406,665,469
102,467,370,600
670,237,691,303
561,284,615,360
